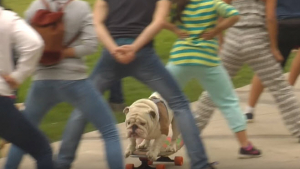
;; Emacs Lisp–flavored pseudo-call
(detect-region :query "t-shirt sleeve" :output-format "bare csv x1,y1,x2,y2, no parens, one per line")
214,0,239,18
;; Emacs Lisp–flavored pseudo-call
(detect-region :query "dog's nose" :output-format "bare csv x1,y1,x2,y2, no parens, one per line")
132,124,138,132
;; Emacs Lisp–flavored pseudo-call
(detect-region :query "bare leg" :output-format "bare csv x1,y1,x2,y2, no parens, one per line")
289,50,300,85
248,75,265,108
235,131,249,147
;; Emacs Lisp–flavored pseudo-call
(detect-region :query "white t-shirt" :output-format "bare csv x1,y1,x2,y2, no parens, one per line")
0,7,43,96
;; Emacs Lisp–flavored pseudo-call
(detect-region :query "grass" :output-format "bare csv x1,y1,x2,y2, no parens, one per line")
3,0,296,142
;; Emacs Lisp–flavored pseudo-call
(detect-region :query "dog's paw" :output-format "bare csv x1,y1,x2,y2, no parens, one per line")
166,143,177,153
137,143,148,150
125,146,136,158
137,140,149,150
146,150,159,161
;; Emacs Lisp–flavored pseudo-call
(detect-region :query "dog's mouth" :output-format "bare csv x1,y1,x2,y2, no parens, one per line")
127,124,146,138
129,133,138,137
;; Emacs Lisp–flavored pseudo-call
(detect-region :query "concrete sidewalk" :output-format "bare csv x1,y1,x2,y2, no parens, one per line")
1,81,300,169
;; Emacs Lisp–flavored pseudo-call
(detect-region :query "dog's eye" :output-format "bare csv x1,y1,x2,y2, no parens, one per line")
127,122,130,125
140,122,146,126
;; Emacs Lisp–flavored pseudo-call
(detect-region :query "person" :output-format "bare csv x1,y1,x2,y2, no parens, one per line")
54,0,212,169
109,80,126,112
4,0,124,169
193,0,300,140
0,3,54,169
162,0,261,158
245,0,300,122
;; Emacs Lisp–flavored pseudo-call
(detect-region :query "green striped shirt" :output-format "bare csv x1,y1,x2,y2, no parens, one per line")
169,0,239,66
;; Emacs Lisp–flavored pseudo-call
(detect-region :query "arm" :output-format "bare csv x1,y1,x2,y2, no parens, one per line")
163,21,178,32
202,0,239,40
131,0,171,52
265,0,283,62
64,2,99,58
93,0,118,55
218,0,232,45
9,15,44,85
213,16,239,36
265,0,278,50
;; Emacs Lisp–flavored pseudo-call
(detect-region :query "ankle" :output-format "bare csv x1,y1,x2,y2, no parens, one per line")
242,142,253,150
244,106,254,114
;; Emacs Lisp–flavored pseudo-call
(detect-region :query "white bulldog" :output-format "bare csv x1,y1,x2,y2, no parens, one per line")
124,92,180,161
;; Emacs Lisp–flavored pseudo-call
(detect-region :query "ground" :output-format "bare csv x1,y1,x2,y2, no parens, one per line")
2,0,295,142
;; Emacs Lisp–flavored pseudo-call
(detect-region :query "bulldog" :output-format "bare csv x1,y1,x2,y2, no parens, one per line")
124,92,180,161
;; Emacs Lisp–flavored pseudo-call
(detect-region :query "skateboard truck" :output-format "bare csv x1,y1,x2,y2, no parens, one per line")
126,154,183,169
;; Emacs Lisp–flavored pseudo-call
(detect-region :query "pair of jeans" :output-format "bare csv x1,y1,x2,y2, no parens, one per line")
4,79,123,169
109,80,124,104
55,38,209,169
0,96,53,169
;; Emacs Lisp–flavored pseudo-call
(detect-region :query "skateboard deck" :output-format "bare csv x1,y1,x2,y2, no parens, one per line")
126,137,184,169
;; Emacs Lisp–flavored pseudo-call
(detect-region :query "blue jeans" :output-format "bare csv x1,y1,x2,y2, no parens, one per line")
0,97,53,169
4,79,123,169
109,80,124,104
55,38,209,169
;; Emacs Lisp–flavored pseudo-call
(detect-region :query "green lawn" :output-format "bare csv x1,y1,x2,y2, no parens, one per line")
4,0,295,142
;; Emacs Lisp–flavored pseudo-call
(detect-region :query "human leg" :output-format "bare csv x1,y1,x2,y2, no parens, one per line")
109,80,125,112
245,38,300,137
55,50,123,169
288,49,300,85
132,47,209,169
193,33,244,131
5,81,60,169
245,22,295,121
59,79,123,169
0,96,53,169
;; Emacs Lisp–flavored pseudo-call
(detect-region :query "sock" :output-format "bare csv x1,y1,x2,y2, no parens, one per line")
244,106,254,114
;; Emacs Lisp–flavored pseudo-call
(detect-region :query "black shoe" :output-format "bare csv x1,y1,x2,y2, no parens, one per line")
205,162,218,169
239,143,262,159
245,112,254,123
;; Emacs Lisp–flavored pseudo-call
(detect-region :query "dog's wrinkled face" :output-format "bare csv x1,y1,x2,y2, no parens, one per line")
124,103,157,139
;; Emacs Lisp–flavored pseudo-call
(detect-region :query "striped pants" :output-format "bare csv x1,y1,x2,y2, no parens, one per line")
194,27,300,137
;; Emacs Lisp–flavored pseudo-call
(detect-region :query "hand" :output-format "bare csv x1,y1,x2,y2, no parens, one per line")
1,74,19,89
201,29,218,40
61,48,75,58
174,29,189,39
272,48,284,62
114,45,137,64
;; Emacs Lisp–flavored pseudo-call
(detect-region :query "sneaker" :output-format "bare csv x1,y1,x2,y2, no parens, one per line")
239,143,262,159
206,162,218,169
245,112,254,123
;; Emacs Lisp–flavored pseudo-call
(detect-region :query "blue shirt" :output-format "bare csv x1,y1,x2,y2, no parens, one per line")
277,0,300,20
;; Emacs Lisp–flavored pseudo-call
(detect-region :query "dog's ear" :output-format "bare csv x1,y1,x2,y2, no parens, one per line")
149,111,156,119
123,107,130,115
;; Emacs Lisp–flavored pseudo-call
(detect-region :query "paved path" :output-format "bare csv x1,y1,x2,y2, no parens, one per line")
1,79,300,169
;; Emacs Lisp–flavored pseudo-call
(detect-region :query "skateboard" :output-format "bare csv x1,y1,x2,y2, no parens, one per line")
126,137,184,169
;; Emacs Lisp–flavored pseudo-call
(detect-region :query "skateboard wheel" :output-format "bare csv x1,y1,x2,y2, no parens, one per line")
148,161,153,165
174,156,184,166
126,164,134,169
156,164,165,169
